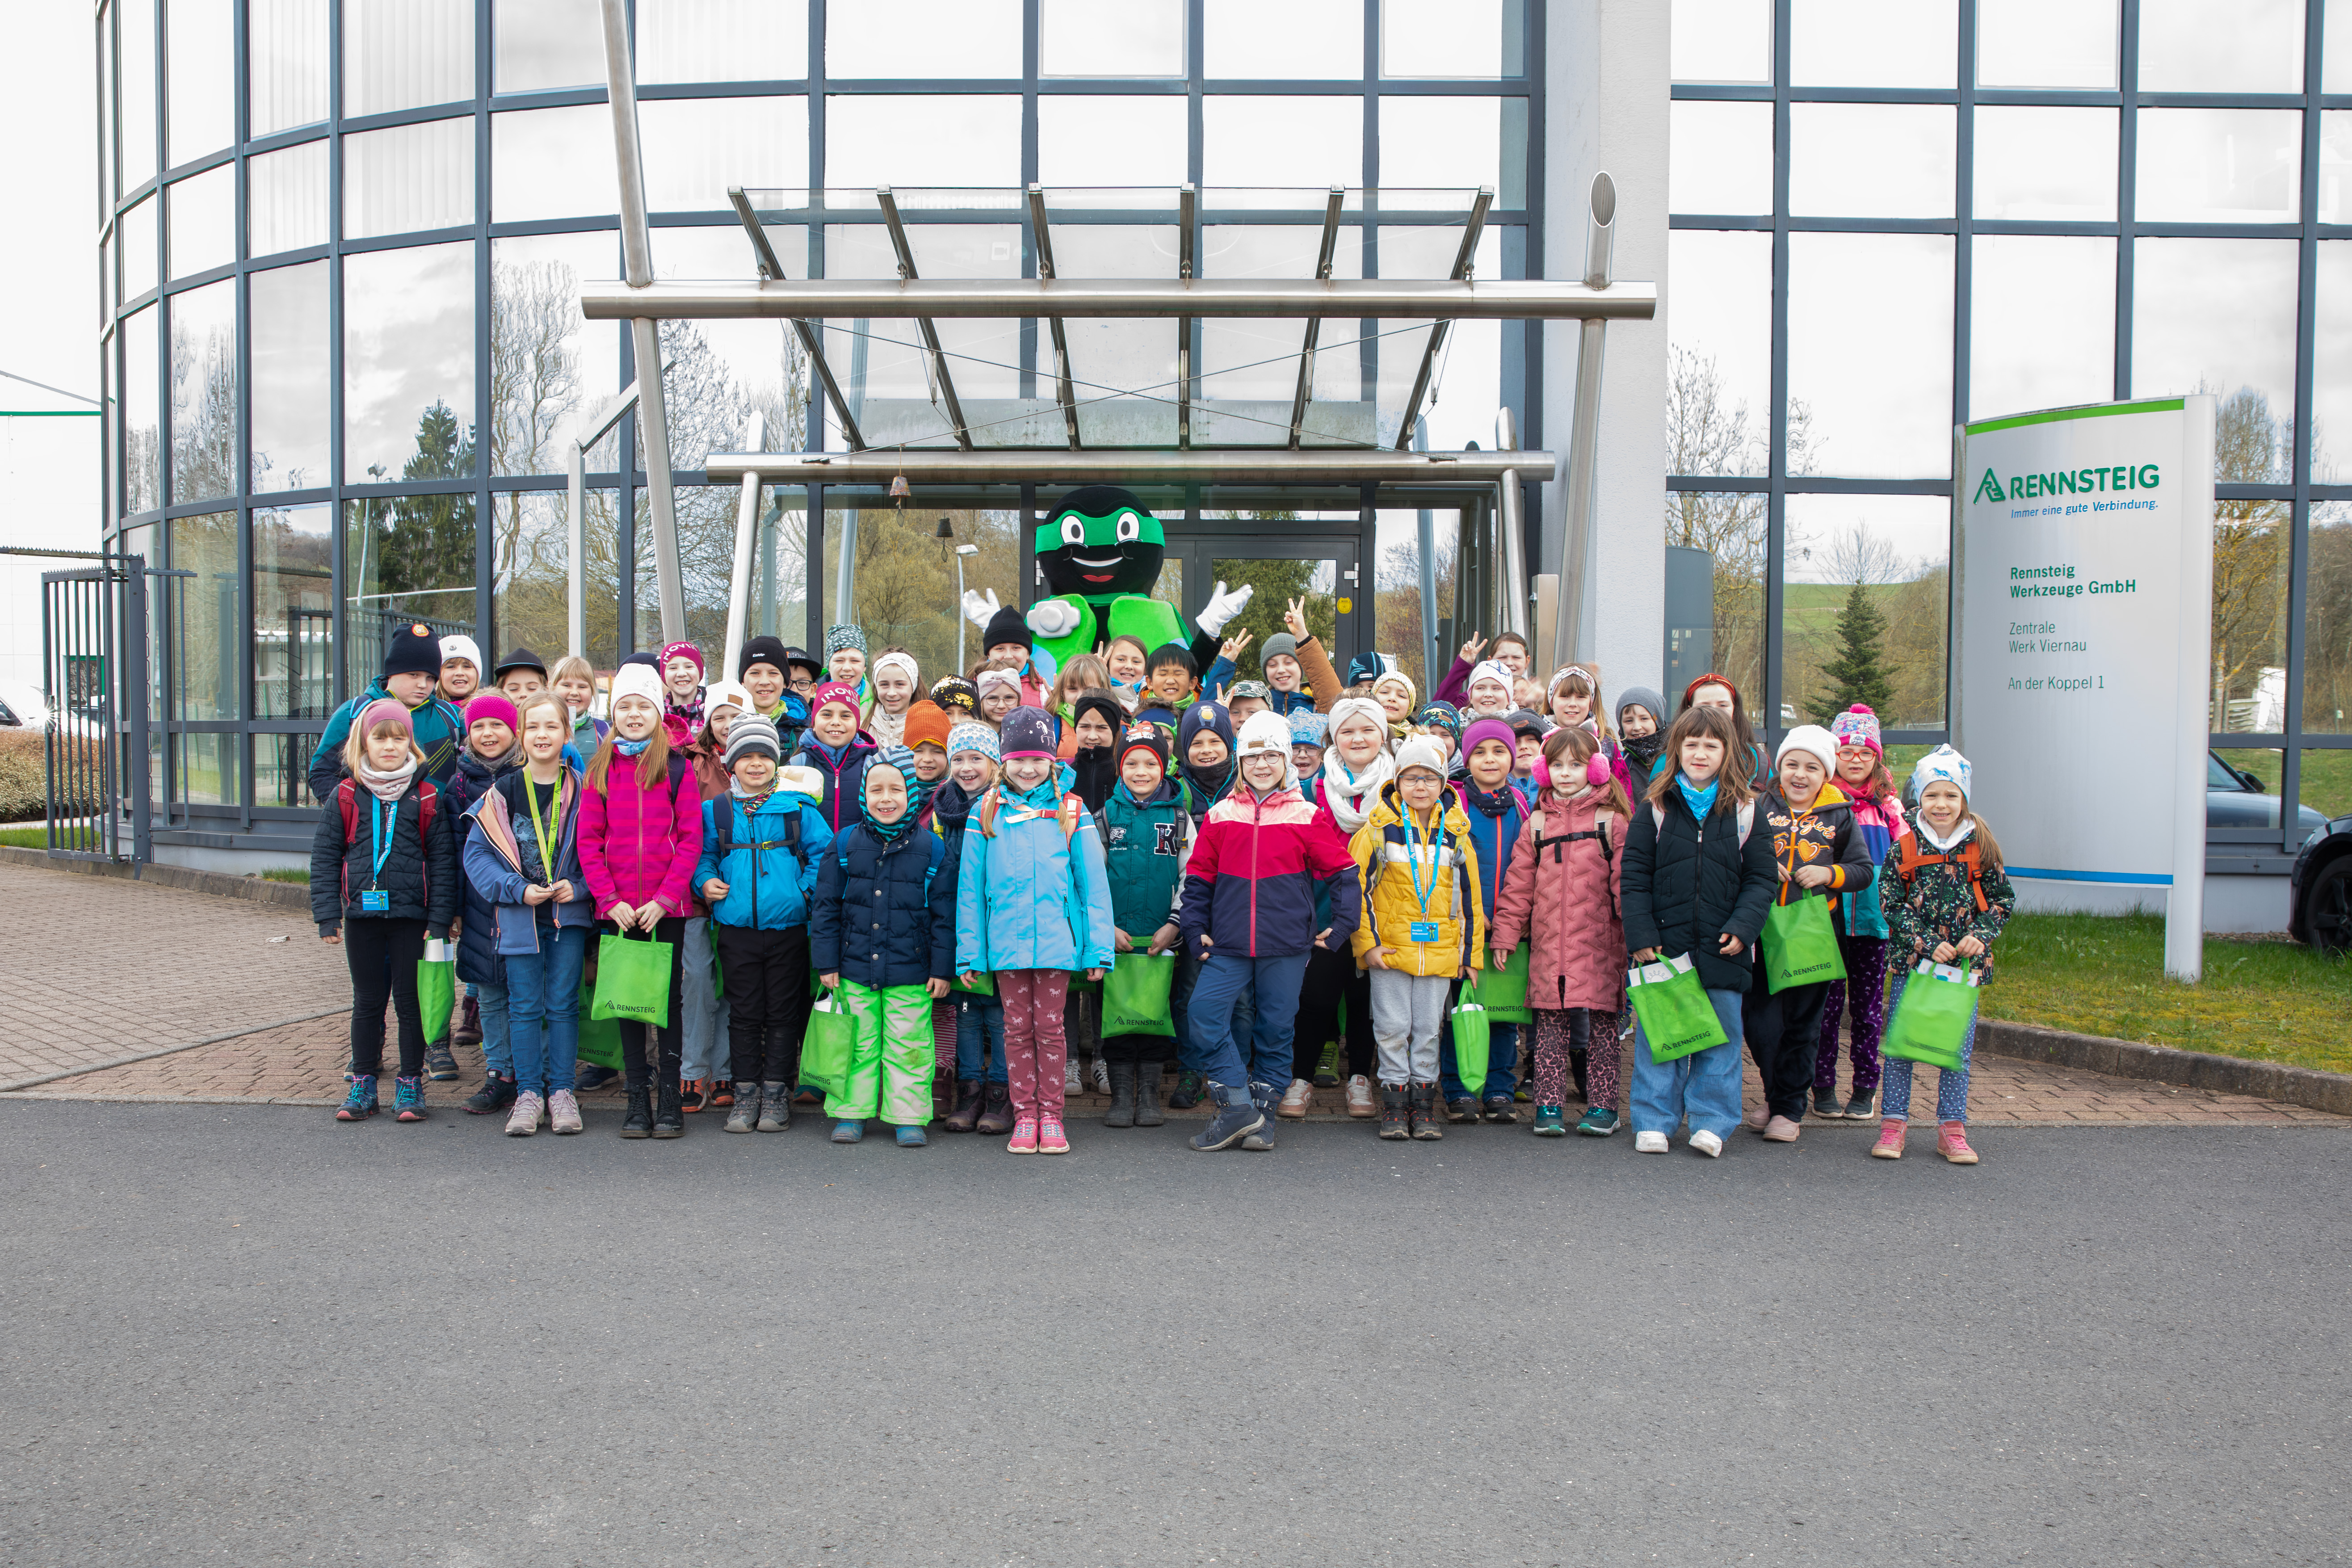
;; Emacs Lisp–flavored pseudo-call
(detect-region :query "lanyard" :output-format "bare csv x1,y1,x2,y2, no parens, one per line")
523,775,560,885
369,795,396,888
1402,803,1439,915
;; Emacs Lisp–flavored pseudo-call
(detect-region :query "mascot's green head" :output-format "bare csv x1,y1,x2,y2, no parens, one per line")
1036,484,1165,600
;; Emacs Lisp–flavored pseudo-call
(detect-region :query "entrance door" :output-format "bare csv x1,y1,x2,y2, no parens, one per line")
1161,533,1362,682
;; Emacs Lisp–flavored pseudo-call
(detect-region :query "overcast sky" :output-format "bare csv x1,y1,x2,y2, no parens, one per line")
2,2,97,404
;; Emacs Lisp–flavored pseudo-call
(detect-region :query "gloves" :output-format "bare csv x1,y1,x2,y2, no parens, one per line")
1195,580,1255,638
960,589,1000,629
1027,600,1084,640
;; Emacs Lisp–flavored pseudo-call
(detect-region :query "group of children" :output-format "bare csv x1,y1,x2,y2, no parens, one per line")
308,608,2012,1164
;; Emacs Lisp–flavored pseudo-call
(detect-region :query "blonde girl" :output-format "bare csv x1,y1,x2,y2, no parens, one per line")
551,654,606,753
1103,635,1151,711
865,648,920,749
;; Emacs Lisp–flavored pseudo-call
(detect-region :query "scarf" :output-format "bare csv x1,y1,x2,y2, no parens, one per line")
929,777,978,834
1071,745,1117,814
1675,771,1719,824
1318,747,1395,833
353,755,418,805
1622,731,1664,773
1461,777,1520,820
1913,809,1976,854
904,768,942,822
1181,755,1234,811
864,803,918,842
666,685,706,728
1109,676,1144,712
615,735,652,757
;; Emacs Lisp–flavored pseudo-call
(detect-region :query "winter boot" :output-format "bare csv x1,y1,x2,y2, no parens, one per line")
620,1085,654,1138
462,1073,517,1116
724,1083,760,1133
1189,1080,1265,1152
1168,1069,1205,1110
942,1079,984,1133
1378,1084,1410,1140
452,991,483,1047
393,1075,428,1122
423,1043,460,1082
336,1074,378,1122
1409,1082,1444,1140
1133,1063,1166,1127
756,1081,791,1133
1104,1062,1138,1128
975,1082,1015,1135
1239,1081,1279,1151
651,1074,685,1138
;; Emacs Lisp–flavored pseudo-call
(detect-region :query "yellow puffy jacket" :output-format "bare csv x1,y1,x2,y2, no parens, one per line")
1348,787,1486,978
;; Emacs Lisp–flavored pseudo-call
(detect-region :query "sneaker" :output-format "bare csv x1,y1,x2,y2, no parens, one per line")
1167,1071,1205,1111
574,1063,618,1093
895,1124,928,1148
1483,1096,1518,1124
393,1075,428,1122
1277,1078,1314,1120
1314,1039,1341,1087
1871,1119,1907,1159
1007,1117,1040,1155
1634,1130,1669,1154
505,1091,544,1137
1843,1092,1876,1120
1064,1059,1083,1096
1743,1105,1770,1132
1813,1086,1844,1118
1445,1097,1480,1124
1091,1057,1111,1094
1188,1082,1264,1152
1937,1121,1979,1165
831,1119,864,1144
548,1089,584,1135
1762,1114,1801,1143
1531,1105,1567,1137
1690,1128,1724,1158
680,1079,710,1114
710,1082,735,1108
1037,1117,1070,1155
424,1043,460,1082
1576,1106,1621,1137
1345,1075,1377,1119
462,1074,517,1116
336,1074,378,1122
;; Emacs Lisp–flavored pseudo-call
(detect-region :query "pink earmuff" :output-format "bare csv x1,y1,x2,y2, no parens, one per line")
1586,753,1612,786
1530,756,1551,789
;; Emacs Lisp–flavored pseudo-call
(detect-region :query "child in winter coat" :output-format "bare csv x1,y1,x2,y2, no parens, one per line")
310,697,458,1124
676,679,754,1115
1351,736,1486,1141
1619,704,1777,1157
1183,710,1362,1152
1164,698,1239,1110
446,691,524,1102
1448,717,1532,1122
552,654,608,756
1615,686,1667,799
1490,726,1631,1137
1309,696,1395,1119
695,715,834,1135
932,722,1012,1135
1872,747,2015,1165
1814,703,1905,1119
462,694,596,1135
578,661,705,1139
308,623,466,802
791,680,876,834
1743,724,1877,1143
1094,726,1193,1129
865,649,920,749
813,745,958,1147
954,707,1117,1155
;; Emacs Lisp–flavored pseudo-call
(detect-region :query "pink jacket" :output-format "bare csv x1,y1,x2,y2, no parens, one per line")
578,753,705,921
1487,788,1628,1014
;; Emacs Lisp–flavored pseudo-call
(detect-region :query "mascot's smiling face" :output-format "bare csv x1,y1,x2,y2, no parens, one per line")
1035,484,1166,599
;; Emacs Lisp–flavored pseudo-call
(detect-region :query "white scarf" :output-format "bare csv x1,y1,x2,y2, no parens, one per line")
353,755,418,804
1912,808,1975,854
1319,747,1394,833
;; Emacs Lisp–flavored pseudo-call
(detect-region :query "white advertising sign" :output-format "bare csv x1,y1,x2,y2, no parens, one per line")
1953,396,2215,979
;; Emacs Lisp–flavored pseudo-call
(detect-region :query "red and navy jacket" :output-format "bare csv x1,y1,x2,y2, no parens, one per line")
1179,781,1362,959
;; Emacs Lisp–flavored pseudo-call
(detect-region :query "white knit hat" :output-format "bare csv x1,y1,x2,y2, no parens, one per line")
1911,744,1973,803
1776,723,1839,778
439,634,483,673
702,678,754,720
871,649,920,689
1325,696,1389,746
1392,735,1448,781
1466,659,1513,698
608,661,665,715
1234,708,1297,789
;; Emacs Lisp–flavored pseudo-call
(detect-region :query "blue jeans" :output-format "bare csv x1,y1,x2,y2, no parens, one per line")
1191,950,1309,1090
680,916,727,1083
1441,1016,1519,1100
1172,943,1252,1075
1877,967,1978,1123
1629,986,1747,1140
954,992,1008,1084
505,925,589,1098
475,981,511,1077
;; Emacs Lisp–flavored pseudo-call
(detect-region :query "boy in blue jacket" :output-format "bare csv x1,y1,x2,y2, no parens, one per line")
694,715,835,1134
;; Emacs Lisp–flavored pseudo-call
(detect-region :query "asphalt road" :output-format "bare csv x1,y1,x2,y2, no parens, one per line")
2,1101,2346,1568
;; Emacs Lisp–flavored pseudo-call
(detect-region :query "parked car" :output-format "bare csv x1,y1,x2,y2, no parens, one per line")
2289,817,2352,952
2207,752,2329,835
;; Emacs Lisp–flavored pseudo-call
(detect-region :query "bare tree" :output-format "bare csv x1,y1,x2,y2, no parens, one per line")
1814,522,1907,587
2207,383,2291,730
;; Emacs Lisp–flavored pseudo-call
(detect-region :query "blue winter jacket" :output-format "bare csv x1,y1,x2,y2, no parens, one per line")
790,734,877,835
1457,782,1530,934
953,776,1117,975
307,679,467,803
811,824,959,987
693,785,834,932
461,768,597,960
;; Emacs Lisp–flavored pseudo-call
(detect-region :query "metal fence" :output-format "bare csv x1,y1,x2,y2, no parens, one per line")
39,556,147,862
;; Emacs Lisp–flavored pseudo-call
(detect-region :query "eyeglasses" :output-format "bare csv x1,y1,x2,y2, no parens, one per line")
788,675,815,693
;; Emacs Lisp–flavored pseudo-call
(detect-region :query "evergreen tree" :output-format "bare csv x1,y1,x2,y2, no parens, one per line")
1809,580,1897,723
381,401,479,605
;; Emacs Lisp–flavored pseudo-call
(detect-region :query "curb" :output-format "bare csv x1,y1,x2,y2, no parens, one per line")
0,844,312,911
1976,1019,2352,1118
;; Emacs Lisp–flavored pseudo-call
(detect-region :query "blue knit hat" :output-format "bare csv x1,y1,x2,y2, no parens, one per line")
946,721,999,761
1911,744,1972,803
1179,699,1235,755
1287,708,1329,744
998,706,1057,760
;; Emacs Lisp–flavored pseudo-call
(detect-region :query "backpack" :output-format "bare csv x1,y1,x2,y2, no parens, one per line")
1895,832,1991,913
336,778,440,908
1650,797,1756,849
708,792,809,874
974,786,1084,842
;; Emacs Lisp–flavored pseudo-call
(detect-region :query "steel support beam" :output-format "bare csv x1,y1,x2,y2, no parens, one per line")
1288,188,1346,450
722,409,765,678
1495,407,1529,640
726,186,786,281
703,449,1553,485
1028,185,1082,449
878,188,974,450
1393,188,1492,450
1177,185,1195,450
1553,174,1616,669
565,374,655,661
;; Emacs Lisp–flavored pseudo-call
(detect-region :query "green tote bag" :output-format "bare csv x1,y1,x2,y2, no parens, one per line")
1624,956,1729,1063
799,986,856,1100
1760,894,1847,993
1449,1001,1492,1089
1464,944,1531,1023
416,938,458,1044
574,980,624,1071
1101,951,1176,1037
590,926,675,1026
1880,962,1979,1072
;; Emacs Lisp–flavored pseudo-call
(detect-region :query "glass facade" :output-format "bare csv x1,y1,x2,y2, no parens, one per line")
101,0,1537,841
1669,0,2351,858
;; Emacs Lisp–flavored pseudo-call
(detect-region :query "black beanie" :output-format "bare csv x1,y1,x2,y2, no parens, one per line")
382,622,444,681
983,605,1033,651
739,634,788,681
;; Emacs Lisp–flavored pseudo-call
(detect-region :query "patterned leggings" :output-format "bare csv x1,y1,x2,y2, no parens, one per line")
997,968,1071,1120
1531,1007,1620,1111
1877,966,1976,1123
1816,932,1888,1097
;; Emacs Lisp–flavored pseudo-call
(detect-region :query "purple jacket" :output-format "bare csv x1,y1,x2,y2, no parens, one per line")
578,752,704,921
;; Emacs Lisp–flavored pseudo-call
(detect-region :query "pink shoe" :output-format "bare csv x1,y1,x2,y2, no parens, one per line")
1006,1116,1039,1155
1762,1114,1801,1143
1871,1119,1907,1159
1037,1116,1069,1155
1743,1105,1769,1132
1937,1121,1979,1164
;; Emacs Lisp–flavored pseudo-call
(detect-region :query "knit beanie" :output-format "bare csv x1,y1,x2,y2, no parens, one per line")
930,675,979,716
1392,736,1448,782
357,696,415,738
1462,716,1517,761
493,645,549,682
1417,700,1462,738
1178,699,1235,756
1777,723,1839,779
1234,709,1296,788
975,666,1023,701
982,604,1033,652
1287,708,1330,745
871,649,920,690
947,721,1000,761
825,624,868,657
869,742,914,785
659,641,704,675
1911,744,1972,803
702,679,754,720
1073,691,1126,744
1616,685,1667,732
1346,651,1395,688
1371,668,1417,708
904,699,953,752
438,633,483,673
462,692,520,735
1504,707,1548,738
739,635,789,681
723,714,781,768
1325,695,1387,744
809,680,861,719
998,706,1057,759
608,661,665,714
382,623,443,681
1260,631,1298,666
1828,703,1883,757
1119,725,1170,770
1466,659,1514,698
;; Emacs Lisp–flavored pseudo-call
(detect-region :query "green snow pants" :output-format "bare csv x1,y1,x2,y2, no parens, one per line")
826,980,937,1125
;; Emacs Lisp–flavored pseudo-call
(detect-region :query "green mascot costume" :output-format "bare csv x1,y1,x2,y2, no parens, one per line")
960,484,1254,677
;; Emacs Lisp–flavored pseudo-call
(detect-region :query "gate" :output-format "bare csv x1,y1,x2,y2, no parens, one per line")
39,555,149,863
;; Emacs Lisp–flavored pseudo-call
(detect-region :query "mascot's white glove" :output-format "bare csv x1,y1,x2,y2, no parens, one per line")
960,589,1000,630
1196,580,1255,639
1027,599,1085,640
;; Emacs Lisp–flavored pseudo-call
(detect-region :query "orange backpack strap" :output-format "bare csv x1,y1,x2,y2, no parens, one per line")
1058,792,1083,843
1897,832,1988,913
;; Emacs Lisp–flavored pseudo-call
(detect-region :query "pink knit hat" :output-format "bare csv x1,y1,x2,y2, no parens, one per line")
659,640,704,674
1828,704,1882,757
463,692,520,733
356,697,414,738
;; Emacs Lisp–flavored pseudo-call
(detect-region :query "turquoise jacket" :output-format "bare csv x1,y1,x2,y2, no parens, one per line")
953,775,1117,974
693,786,835,931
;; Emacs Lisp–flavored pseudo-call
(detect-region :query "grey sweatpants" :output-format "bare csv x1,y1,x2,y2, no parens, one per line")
1367,967,1450,1085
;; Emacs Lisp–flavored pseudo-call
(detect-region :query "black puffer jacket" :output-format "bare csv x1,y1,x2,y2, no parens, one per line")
810,823,958,988
1621,786,1777,992
310,779,459,937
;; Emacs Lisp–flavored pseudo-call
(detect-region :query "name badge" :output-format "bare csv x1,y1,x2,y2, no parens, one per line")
359,889,390,912
1409,920,1440,942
